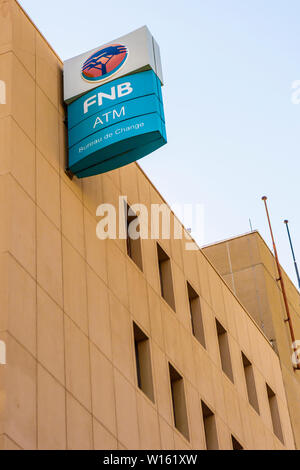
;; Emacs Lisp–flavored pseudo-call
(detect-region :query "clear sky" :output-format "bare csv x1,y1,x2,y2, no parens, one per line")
18,0,300,287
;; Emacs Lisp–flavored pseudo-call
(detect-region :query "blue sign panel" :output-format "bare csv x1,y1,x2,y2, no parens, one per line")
67,70,166,178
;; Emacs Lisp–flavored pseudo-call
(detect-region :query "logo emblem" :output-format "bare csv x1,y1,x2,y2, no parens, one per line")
82,44,128,83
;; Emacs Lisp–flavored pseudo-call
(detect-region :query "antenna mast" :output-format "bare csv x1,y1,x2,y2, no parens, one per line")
262,196,299,371
284,220,300,290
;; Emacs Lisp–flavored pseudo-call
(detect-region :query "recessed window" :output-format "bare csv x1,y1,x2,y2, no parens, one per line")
266,384,284,443
169,363,189,440
201,401,219,450
216,319,234,382
133,323,154,402
242,353,259,414
157,244,175,311
187,282,206,348
126,203,143,271
231,435,243,450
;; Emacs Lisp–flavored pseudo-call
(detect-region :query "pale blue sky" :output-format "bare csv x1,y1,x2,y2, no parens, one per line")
19,0,300,287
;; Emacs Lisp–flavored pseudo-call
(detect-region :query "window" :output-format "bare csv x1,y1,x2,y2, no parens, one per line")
157,244,175,311
133,323,154,402
201,401,219,450
187,282,206,348
216,319,234,382
126,203,143,271
169,363,189,440
242,353,259,414
231,435,243,450
266,384,284,443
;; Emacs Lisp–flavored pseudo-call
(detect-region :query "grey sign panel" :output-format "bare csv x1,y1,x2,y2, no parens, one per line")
64,26,163,104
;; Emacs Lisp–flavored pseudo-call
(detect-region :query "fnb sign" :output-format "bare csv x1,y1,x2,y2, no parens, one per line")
64,26,166,178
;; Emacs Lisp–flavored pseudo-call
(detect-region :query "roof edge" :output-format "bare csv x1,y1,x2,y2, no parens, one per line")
15,0,63,64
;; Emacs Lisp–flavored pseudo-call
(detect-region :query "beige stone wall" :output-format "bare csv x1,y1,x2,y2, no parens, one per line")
203,231,300,448
0,0,296,450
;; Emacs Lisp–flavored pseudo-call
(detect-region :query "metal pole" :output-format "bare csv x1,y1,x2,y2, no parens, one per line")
262,196,300,370
284,220,300,290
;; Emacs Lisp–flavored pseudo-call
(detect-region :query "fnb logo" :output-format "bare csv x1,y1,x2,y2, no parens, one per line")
82,44,128,83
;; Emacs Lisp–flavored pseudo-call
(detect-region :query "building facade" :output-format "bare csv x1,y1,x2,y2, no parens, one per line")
0,0,297,450
203,231,300,449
